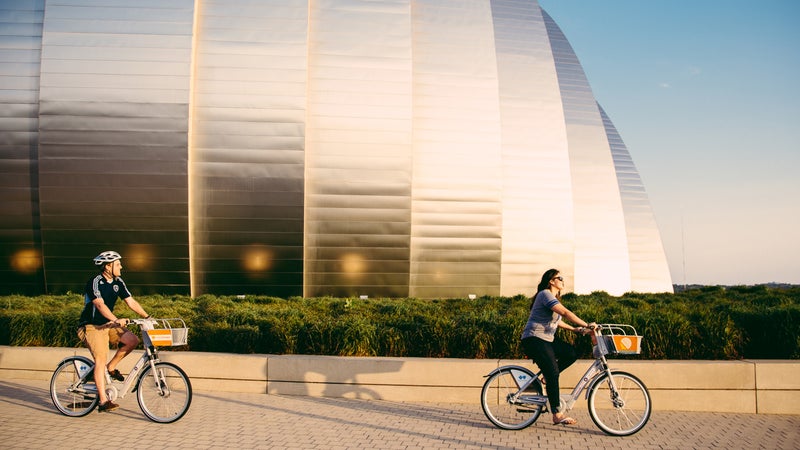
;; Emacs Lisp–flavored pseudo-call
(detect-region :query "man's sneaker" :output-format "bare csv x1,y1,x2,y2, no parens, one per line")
108,369,124,382
98,401,119,413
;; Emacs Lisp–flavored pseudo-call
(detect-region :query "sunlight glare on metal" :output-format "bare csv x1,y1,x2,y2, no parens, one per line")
10,249,42,275
124,244,155,271
341,253,366,277
242,245,274,273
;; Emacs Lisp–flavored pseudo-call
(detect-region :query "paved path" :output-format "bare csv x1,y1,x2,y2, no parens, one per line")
1,379,798,449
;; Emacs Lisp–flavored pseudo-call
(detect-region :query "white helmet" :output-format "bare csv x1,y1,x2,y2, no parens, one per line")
93,250,121,266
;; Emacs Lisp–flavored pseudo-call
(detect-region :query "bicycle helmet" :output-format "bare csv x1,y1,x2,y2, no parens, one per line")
93,250,122,266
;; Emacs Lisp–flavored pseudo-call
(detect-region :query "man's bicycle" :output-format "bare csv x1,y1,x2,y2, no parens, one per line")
50,318,192,423
481,324,651,436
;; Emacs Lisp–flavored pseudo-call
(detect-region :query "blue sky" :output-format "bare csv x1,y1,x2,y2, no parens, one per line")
539,0,800,285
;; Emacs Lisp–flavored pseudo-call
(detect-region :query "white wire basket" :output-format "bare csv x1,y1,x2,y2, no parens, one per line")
595,324,643,356
145,318,189,347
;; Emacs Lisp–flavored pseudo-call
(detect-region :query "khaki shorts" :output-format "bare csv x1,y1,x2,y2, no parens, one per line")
77,325,127,363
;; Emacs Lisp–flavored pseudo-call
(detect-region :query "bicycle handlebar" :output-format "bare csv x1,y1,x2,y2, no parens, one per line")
102,317,152,327
128,317,159,325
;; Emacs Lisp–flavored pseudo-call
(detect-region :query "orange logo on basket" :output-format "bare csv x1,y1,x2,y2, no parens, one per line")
612,335,638,351
147,329,173,346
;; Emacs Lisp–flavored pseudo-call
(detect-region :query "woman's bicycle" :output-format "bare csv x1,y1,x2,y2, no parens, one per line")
50,318,192,423
481,324,651,436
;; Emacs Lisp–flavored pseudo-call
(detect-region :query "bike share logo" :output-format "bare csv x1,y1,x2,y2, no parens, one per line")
74,361,90,377
616,336,634,350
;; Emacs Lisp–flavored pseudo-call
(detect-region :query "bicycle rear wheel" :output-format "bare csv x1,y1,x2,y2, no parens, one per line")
587,371,651,436
137,362,192,423
50,357,98,417
481,366,544,430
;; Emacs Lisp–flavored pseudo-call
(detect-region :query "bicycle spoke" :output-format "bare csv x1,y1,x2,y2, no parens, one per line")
137,362,192,423
481,367,543,430
50,358,98,417
588,371,651,436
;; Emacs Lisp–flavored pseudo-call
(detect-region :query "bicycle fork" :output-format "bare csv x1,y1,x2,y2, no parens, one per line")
143,346,170,397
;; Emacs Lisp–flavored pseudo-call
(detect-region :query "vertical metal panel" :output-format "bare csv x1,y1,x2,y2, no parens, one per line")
305,0,413,297
492,0,575,296
0,0,672,296
601,105,673,293
409,0,503,298
0,0,45,294
37,0,194,293
544,10,631,295
190,0,307,296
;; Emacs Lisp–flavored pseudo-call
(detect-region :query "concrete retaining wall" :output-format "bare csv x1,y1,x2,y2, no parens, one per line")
1,346,797,414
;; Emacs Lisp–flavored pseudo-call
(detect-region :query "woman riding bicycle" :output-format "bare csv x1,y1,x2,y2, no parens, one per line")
520,268,595,426
77,251,151,413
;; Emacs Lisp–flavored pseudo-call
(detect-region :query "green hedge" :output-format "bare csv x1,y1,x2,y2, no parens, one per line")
1,286,798,359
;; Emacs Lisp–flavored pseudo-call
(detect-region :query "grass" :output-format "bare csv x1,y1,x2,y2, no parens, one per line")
1,286,798,359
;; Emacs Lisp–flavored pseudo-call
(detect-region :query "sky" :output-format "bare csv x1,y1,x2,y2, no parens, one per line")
538,0,800,286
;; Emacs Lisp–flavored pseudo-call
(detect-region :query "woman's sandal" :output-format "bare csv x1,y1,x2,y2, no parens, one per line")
553,416,577,425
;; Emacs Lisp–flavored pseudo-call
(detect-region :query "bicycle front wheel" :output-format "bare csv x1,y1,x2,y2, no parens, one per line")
50,357,98,417
481,366,544,430
137,362,192,423
587,370,651,436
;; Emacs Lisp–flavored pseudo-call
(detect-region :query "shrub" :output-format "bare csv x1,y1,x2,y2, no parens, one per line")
1,287,798,359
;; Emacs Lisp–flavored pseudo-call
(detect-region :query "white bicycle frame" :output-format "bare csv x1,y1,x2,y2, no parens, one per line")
76,318,168,400
510,326,623,411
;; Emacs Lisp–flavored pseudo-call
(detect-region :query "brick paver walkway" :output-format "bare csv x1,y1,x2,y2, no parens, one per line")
1,379,798,449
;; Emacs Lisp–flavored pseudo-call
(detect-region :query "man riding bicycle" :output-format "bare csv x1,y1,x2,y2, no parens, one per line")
77,251,151,413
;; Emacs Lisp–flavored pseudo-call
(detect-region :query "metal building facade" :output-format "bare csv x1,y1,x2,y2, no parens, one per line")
0,0,673,297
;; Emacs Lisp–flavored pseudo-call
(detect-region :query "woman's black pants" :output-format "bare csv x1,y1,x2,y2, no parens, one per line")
520,335,578,413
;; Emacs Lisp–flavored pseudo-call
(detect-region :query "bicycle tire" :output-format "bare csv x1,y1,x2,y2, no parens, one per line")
137,362,192,423
50,357,98,417
587,370,651,436
481,366,544,430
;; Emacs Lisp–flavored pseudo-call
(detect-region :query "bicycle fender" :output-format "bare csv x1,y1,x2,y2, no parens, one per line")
484,364,541,391
55,355,93,368
483,364,531,378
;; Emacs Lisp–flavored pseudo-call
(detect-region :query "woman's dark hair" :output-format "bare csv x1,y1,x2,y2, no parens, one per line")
537,268,560,293
530,268,561,309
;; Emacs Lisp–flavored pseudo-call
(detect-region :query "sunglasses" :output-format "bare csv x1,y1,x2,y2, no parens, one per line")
552,276,564,282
